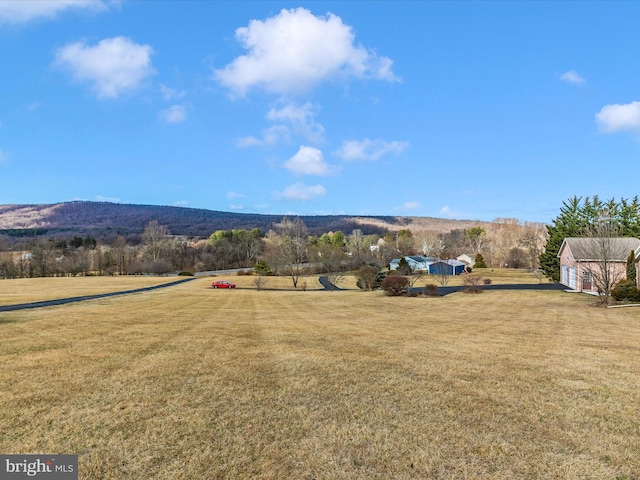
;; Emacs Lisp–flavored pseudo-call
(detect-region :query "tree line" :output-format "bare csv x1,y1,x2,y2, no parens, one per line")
0,214,550,281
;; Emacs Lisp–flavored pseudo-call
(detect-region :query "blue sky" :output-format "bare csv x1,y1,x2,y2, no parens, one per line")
1,1,639,223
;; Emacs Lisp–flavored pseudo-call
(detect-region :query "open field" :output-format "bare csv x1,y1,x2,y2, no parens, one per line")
0,276,183,305
0,268,549,307
1,275,639,479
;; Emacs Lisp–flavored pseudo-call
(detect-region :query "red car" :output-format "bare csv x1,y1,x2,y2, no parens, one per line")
212,280,236,289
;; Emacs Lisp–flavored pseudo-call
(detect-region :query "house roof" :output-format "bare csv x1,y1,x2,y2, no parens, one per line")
558,237,640,262
407,255,436,263
392,256,438,264
431,259,466,267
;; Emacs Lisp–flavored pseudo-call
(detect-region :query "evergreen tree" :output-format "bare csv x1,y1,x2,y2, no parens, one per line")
539,196,587,281
396,257,413,275
254,259,271,276
627,250,637,283
540,195,640,282
619,196,640,237
474,253,487,269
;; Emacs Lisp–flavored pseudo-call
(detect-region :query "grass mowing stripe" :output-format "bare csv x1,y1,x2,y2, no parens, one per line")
0,276,639,479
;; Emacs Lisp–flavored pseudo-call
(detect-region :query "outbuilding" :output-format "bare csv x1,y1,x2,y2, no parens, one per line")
429,259,466,276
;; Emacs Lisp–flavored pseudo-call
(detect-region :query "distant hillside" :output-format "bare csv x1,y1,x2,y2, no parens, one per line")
0,202,489,239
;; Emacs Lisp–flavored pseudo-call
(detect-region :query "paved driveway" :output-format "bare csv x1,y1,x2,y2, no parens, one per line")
0,277,197,312
427,283,565,296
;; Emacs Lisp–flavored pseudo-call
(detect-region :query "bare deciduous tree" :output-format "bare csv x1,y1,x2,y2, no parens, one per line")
254,274,269,291
268,217,309,288
348,229,367,263
432,262,452,286
582,216,632,305
143,220,170,262
519,222,547,271
396,229,415,256
416,232,444,257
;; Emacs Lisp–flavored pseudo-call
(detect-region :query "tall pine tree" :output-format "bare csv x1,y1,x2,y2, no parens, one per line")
540,196,640,281
619,196,640,237
539,196,589,282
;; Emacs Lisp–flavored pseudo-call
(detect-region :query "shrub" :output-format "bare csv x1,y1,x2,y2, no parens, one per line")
463,275,484,293
483,278,492,285
254,275,268,291
381,275,410,296
611,280,640,302
424,283,439,297
178,270,193,276
147,259,172,275
254,260,272,276
356,263,387,291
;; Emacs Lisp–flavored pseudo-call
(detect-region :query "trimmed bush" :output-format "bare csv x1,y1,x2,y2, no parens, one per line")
178,270,193,276
483,278,492,285
381,275,410,296
611,280,640,302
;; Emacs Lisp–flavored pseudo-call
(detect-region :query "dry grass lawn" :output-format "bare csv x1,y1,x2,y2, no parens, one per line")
1,275,639,479
0,276,183,305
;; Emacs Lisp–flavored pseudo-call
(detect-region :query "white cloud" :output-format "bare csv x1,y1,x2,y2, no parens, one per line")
335,139,409,162
160,84,186,101
237,125,290,147
158,105,187,124
214,7,397,96
0,0,108,24
173,200,189,206
403,201,420,210
267,102,325,143
55,36,155,98
439,206,464,219
559,70,586,85
277,182,326,201
226,191,247,199
283,146,337,176
238,102,325,148
96,195,120,203
230,204,246,211
0,149,8,166
595,101,640,133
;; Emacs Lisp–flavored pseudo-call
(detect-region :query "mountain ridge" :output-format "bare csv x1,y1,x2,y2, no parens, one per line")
0,201,490,239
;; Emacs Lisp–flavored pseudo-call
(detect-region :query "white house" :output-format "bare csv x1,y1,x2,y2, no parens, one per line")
456,254,475,268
